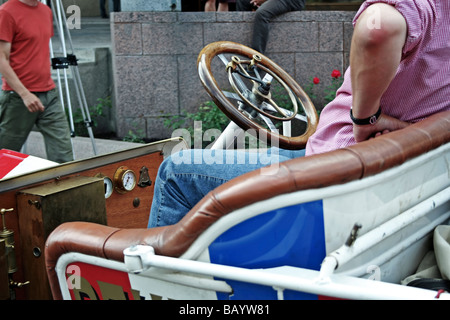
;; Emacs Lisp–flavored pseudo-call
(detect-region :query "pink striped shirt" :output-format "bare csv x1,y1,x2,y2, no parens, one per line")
305,0,450,155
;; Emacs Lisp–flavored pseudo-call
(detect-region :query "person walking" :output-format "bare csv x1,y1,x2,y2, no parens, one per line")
0,0,73,163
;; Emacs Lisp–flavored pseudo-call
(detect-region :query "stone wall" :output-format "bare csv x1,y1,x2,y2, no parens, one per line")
112,10,357,141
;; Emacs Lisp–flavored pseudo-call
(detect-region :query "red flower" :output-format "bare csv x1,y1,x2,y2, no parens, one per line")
313,77,320,84
331,69,341,78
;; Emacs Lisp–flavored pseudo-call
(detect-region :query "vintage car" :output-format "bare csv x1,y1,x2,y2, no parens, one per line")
1,42,449,300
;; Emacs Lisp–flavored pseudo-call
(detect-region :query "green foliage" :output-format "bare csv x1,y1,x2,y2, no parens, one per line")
303,69,344,109
122,127,146,143
71,96,112,136
323,77,344,104
270,82,298,112
163,101,229,132
303,77,318,101
163,101,229,148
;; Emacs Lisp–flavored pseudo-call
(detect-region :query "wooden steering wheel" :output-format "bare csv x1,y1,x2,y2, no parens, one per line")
197,41,318,150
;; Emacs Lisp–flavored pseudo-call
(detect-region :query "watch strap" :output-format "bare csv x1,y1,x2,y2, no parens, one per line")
350,107,382,125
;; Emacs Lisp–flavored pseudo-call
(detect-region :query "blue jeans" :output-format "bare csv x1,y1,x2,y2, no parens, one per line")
148,147,305,227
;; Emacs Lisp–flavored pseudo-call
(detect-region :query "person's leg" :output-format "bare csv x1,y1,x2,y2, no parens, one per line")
35,89,74,163
0,91,37,152
99,0,107,18
148,147,305,227
251,0,305,53
217,0,229,11
113,0,120,12
204,0,216,11
251,0,291,53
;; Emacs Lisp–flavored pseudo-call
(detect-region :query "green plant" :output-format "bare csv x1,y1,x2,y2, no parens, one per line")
304,69,344,107
303,76,319,101
269,82,292,109
323,69,344,104
122,122,146,143
71,96,112,136
163,101,229,148
164,101,229,132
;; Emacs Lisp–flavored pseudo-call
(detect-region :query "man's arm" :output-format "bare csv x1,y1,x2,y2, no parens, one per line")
0,40,44,112
350,3,409,142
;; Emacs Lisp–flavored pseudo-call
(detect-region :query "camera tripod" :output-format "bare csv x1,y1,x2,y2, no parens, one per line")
44,0,98,156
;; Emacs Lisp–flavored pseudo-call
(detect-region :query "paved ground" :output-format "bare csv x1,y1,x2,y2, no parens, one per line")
24,131,143,161
25,16,144,161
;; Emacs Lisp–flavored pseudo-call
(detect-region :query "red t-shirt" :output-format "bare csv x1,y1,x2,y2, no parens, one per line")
0,0,55,92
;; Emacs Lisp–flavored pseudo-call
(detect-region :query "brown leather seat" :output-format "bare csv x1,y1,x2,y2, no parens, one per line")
45,111,450,299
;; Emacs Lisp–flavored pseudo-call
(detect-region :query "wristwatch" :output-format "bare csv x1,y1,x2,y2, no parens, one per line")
350,106,382,125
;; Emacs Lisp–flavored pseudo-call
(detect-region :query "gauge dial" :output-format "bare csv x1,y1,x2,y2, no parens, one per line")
113,166,136,193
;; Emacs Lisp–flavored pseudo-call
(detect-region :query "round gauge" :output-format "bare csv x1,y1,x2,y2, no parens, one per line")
113,166,137,193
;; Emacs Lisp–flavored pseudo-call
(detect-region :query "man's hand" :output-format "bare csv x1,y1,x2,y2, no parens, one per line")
21,91,45,113
353,113,410,142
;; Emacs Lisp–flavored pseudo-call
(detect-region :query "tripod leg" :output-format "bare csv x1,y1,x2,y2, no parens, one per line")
51,44,76,155
51,0,98,155
71,65,98,155
45,0,76,157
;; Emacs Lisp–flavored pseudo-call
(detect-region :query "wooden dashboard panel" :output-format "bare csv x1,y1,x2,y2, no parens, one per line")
75,151,161,228
0,138,184,299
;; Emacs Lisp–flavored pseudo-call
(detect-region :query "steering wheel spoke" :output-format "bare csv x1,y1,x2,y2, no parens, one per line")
222,90,242,102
